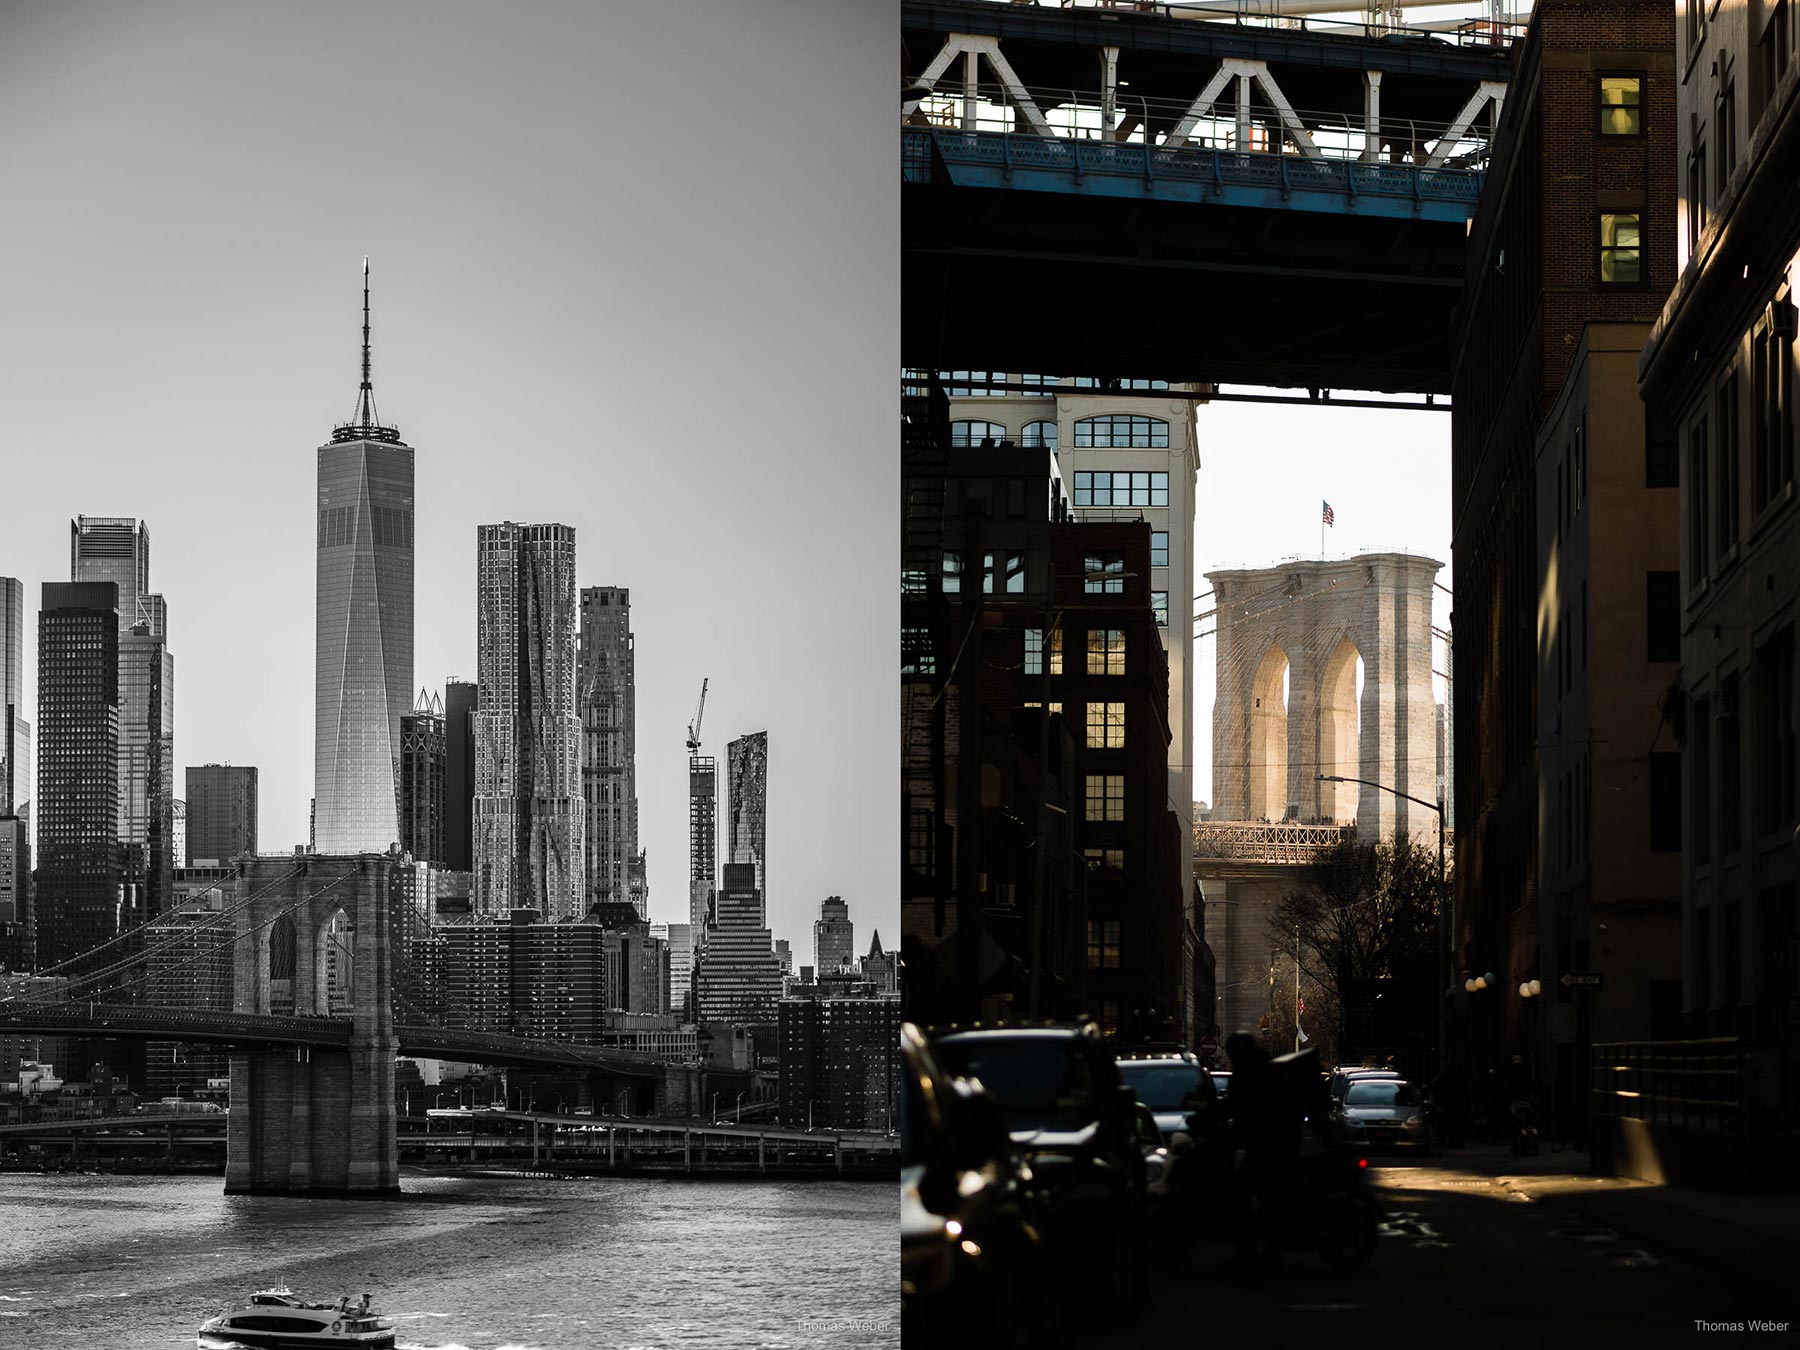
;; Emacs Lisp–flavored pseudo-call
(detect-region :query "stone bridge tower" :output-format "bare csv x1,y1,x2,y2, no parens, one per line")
225,853,399,1195
1209,552,1443,839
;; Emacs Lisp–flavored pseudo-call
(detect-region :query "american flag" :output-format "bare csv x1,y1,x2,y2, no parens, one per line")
1322,500,1335,527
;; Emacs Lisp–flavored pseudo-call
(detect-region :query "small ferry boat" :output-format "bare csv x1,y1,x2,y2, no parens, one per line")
197,1289,395,1348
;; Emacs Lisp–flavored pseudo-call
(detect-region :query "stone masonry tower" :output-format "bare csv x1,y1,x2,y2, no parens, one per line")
1210,553,1443,839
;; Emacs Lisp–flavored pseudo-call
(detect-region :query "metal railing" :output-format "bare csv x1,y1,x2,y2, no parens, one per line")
906,79,1491,170
1591,1038,1747,1134
1193,819,1353,863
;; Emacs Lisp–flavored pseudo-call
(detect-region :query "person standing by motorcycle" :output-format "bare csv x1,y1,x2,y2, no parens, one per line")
1222,1033,1301,1263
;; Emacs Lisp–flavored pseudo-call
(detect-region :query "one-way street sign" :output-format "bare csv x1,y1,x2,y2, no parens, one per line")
1561,972,1603,988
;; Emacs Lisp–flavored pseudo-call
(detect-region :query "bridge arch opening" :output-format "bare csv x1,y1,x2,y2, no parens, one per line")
316,907,354,1016
1248,644,1289,821
268,913,296,1015
1319,636,1365,823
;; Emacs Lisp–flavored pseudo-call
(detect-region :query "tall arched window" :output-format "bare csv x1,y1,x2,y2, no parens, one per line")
1022,420,1058,448
950,420,1008,448
1073,414,1170,448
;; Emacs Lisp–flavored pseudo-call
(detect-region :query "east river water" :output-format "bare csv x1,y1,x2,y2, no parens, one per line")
0,1170,897,1349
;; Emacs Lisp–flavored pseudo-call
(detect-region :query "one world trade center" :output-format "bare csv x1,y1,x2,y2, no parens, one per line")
314,261,413,854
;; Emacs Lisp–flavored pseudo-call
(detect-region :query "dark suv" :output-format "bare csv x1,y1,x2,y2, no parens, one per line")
932,1023,1148,1313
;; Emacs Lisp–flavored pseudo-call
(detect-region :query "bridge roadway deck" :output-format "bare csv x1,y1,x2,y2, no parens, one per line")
901,1,1506,391
0,1003,663,1077
0,1110,898,1152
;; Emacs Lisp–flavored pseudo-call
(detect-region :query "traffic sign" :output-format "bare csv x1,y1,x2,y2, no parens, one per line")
1561,972,1603,989
1199,1033,1219,1057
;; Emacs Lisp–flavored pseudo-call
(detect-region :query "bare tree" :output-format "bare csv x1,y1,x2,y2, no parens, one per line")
1275,837,1443,1063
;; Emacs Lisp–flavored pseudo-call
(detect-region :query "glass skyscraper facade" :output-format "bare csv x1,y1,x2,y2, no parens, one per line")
71,517,173,923
35,582,122,969
578,586,643,916
313,272,414,855
726,730,767,920
184,764,258,865
688,756,716,934
0,576,29,820
473,522,585,919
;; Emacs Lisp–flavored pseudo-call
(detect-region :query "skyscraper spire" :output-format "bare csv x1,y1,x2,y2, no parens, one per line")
332,258,401,444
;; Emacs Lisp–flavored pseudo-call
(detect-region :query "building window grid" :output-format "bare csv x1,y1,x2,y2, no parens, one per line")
1087,918,1121,970
1072,471,1171,509
1716,372,1741,565
1752,306,1797,514
1600,211,1643,285
1084,554,1126,594
1150,531,1169,568
1025,627,1063,677
950,420,1007,448
1085,773,1125,822
1073,415,1170,449
1086,628,1126,676
1086,701,1126,750
1599,74,1643,135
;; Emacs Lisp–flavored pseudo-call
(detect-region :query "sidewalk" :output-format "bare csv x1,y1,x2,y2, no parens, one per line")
1422,1143,1800,1292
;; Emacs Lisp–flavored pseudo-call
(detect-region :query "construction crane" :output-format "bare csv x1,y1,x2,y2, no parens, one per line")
686,678,708,754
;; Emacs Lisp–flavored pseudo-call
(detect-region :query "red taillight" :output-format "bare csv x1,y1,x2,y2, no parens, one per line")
1357,1157,1368,1169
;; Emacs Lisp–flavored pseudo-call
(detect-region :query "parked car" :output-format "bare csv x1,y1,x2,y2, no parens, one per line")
1337,1077,1431,1153
932,1023,1148,1315
1113,1051,1216,1142
901,1023,1055,1349
1328,1067,1402,1121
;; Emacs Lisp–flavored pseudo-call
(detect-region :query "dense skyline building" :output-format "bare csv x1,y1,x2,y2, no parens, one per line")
400,689,445,865
578,587,644,915
442,678,476,872
691,861,783,1024
313,261,414,855
0,577,28,821
34,582,122,969
814,895,854,977
726,731,768,915
72,516,173,924
689,755,717,934
472,522,585,919
183,764,257,866
778,983,900,1131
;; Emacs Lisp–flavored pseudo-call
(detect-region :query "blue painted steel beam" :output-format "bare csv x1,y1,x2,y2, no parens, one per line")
904,129,1482,225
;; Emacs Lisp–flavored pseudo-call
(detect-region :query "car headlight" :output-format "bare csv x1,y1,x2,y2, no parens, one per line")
1402,1116,1424,1130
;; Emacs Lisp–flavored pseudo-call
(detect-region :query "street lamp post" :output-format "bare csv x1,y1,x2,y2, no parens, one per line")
1316,773,1448,1078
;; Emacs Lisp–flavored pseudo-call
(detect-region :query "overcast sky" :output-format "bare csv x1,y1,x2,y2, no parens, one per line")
0,2,894,959
1190,396,1454,808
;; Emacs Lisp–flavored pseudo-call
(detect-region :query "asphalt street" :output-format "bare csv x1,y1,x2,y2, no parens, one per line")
1082,1151,1799,1346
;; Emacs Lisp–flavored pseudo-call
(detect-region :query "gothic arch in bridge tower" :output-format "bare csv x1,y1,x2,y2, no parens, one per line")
1208,552,1443,842
1247,644,1289,821
226,854,398,1195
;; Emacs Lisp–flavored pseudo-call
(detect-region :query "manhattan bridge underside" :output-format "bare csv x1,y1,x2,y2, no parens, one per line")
901,1,1515,392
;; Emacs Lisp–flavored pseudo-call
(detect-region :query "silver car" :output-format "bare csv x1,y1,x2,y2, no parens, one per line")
1337,1078,1431,1153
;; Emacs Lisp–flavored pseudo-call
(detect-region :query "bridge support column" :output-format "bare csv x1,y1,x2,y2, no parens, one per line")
225,856,400,1196
758,1132,765,1173
1236,74,1251,151
1363,71,1382,162
683,1128,691,1173
834,1136,843,1175
1099,45,1119,140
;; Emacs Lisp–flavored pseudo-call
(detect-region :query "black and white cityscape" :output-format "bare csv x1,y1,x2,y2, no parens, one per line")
0,2,895,1347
